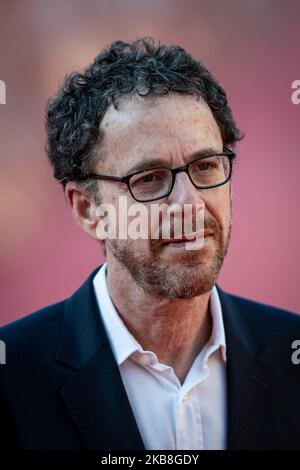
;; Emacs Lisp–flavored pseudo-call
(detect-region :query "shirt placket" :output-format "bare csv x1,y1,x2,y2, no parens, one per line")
175,388,204,450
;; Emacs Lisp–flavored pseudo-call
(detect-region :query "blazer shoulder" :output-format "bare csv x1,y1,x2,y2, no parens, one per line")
0,300,66,361
220,287,300,337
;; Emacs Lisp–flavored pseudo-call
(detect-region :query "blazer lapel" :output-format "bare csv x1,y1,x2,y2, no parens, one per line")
56,268,145,450
217,286,279,449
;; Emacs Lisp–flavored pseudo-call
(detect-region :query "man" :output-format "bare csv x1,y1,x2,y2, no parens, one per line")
1,38,300,450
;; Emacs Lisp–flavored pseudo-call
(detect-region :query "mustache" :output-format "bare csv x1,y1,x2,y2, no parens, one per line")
150,218,221,249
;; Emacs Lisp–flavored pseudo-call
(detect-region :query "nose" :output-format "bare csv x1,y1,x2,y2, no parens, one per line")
168,170,203,206
165,171,205,234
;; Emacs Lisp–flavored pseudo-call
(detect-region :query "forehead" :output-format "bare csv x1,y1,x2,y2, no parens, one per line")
99,93,222,170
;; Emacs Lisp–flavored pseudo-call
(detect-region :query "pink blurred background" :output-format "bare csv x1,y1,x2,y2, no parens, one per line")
0,0,299,325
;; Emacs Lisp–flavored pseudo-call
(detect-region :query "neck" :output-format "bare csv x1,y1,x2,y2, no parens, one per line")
106,258,213,384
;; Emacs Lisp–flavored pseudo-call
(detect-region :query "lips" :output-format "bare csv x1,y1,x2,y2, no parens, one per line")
161,231,213,244
162,237,193,244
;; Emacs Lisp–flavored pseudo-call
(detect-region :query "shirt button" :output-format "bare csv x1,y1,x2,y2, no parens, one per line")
182,395,189,402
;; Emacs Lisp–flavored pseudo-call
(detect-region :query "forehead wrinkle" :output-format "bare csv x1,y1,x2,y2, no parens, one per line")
101,93,217,138
99,94,222,173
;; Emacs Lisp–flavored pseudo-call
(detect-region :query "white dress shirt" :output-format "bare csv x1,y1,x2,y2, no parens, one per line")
93,263,227,450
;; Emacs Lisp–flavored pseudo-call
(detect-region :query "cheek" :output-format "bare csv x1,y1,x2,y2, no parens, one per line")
204,185,231,230
96,192,154,252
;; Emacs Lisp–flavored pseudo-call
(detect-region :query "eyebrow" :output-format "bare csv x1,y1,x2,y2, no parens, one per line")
125,147,222,175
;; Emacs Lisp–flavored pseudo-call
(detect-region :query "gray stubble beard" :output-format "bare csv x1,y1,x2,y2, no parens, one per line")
106,216,232,299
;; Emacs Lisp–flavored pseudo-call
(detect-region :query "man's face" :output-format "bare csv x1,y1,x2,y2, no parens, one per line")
94,93,232,298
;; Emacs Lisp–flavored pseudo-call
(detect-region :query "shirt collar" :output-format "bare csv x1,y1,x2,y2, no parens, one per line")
93,263,141,365
207,282,227,363
93,263,227,366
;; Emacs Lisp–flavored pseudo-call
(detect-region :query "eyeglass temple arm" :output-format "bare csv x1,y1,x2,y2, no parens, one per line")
79,173,126,182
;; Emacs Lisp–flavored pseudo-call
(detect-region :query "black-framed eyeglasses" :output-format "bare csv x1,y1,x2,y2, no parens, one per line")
74,150,236,202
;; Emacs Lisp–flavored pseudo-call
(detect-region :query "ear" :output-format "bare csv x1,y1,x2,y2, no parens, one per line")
65,182,99,240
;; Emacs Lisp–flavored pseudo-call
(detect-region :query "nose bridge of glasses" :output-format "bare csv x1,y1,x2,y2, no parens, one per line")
170,164,200,200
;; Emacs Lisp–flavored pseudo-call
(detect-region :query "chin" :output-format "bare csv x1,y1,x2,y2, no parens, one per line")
149,265,218,299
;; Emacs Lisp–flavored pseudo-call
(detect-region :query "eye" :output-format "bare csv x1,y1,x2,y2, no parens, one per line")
197,162,213,171
141,173,158,183
130,169,169,190
133,171,164,186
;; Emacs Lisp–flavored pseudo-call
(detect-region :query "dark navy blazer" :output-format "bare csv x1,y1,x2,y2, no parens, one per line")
1,267,300,449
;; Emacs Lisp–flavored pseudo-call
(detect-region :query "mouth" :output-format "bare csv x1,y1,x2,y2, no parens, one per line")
161,231,214,246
